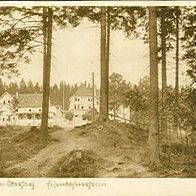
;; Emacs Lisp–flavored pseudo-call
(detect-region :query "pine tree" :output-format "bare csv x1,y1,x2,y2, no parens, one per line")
41,7,53,143
100,7,108,121
148,6,159,165
160,7,167,134
34,82,41,93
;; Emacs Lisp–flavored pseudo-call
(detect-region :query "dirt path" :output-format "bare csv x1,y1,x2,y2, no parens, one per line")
5,123,155,177
6,128,96,177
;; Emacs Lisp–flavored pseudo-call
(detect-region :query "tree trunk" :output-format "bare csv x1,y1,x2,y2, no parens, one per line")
160,7,167,135
106,7,110,84
92,72,95,122
148,6,159,165
41,7,53,143
100,7,108,121
174,6,179,136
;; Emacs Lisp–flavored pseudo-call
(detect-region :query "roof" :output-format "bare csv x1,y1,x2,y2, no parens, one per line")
0,92,13,99
17,94,43,108
74,84,93,97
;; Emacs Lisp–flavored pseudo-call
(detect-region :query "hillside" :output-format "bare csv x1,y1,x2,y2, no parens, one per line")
0,121,195,177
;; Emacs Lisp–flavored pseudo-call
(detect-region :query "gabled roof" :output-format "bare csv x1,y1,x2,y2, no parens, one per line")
74,84,93,97
17,94,43,108
0,91,13,100
73,84,100,98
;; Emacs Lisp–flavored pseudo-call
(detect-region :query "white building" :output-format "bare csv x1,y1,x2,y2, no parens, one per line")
15,94,56,126
109,105,130,123
0,92,57,127
69,83,131,125
0,92,16,126
69,84,130,125
69,84,99,123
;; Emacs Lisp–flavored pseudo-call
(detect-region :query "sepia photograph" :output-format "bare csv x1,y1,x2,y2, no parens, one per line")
0,0,195,184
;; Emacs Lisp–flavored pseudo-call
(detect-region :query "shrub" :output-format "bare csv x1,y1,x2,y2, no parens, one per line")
65,112,74,121
82,108,98,121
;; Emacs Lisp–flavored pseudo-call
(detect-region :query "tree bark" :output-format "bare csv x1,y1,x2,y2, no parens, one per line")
106,7,110,85
174,6,179,135
148,6,159,165
92,72,95,122
41,7,53,143
160,7,167,134
100,7,108,121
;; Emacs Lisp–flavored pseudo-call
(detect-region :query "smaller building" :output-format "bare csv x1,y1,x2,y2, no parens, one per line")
109,105,130,123
0,92,15,126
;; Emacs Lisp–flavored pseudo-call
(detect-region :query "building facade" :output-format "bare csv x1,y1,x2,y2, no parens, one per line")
69,84,99,122
0,92,15,126
69,84,130,124
15,94,56,126
0,92,56,127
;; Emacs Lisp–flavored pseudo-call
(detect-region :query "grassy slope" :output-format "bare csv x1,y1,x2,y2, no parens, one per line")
0,121,195,177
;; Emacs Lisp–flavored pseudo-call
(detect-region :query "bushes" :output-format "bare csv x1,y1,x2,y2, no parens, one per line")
64,111,74,122
82,108,98,121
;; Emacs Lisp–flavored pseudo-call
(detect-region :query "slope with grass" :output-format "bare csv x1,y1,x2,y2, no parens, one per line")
2,120,195,177
2,121,155,177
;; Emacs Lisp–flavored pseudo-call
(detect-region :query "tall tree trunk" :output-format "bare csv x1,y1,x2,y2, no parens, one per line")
148,6,159,165
92,72,95,122
174,6,179,135
100,7,108,121
106,7,110,84
41,7,53,143
105,7,110,117
160,7,167,134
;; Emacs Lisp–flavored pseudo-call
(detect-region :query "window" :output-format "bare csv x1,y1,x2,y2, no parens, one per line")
75,98,77,101
89,106,91,109
18,114,24,120
23,114,27,119
88,98,90,101
27,114,32,119
29,109,32,112
15,109,18,112
78,105,80,109
8,100,10,103
74,105,77,109
35,114,40,120
39,109,42,112
91,98,93,101
78,98,80,101
75,115,78,117
3,101,5,104
81,106,84,109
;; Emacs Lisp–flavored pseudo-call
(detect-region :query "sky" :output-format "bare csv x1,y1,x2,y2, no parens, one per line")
6,19,190,88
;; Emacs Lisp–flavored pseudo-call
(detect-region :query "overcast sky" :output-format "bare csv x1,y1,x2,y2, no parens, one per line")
7,19,190,87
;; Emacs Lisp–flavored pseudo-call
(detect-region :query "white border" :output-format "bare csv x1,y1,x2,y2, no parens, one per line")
1,178,196,195
0,1,196,7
